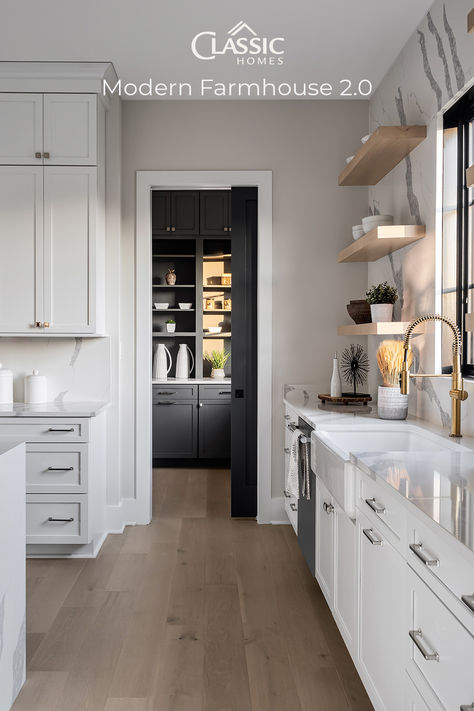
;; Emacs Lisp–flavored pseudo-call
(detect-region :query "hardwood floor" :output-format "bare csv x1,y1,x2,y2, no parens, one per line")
13,468,373,711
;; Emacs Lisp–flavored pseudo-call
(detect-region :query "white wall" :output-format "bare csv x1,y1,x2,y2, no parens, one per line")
367,0,474,435
121,100,369,498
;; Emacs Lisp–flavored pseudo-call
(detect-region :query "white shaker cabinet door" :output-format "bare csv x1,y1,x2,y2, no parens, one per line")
43,94,97,165
0,167,43,332
357,510,406,711
315,477,335,606
0,93,43,165
43,166,97,333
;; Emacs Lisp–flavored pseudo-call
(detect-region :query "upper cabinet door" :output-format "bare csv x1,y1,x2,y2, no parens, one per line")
0,167,43,332
43,167,97,333
171,191,199,234
0,94,43,165
152,191,172,235
43,94,97,165
200,191,231,236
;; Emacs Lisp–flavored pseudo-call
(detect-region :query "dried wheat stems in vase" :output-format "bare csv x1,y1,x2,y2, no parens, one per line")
376,340,413,387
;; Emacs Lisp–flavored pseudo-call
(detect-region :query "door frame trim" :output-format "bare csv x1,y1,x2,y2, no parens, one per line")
135,170,274,523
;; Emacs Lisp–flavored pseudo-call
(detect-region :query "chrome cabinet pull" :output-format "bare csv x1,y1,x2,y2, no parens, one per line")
365,497,386,514
47,516,74,523
157,391,176,395
283,490,291,498
363,528,383,545
48,427,75,433
284,447,290,454
35,151,42,159
218,391,229,395
409,543,439,567
290,502,297,511
323,501,334,514
461,594,474,613
47,466,74,471
409,629,439,661
287,422,297,432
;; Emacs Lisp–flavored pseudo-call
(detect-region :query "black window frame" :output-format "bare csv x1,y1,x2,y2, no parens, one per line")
443,86,474,378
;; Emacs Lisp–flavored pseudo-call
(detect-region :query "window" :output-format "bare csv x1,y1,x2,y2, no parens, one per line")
442,86,474,377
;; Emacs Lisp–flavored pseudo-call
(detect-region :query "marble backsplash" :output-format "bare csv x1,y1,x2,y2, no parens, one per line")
0,338,110,404
367,0,474,436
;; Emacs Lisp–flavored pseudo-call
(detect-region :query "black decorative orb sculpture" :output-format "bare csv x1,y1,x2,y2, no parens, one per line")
341,344,369,396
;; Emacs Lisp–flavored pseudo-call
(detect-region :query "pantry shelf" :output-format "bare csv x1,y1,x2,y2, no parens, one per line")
338,225,425,263
466,313,474,332
337,322,415,336
466,165,474,188
338,126,427,186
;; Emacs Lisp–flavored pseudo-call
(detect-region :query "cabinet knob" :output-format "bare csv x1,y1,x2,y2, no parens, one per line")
35,321,42,328
43,322,50,328
35,152,42,159
43,152,50,159
229,227,232,232
224,227,228,232
323,501,334,514
290,502,297,511
198,402,203,408
166,227,171,231
284,447,290,454
171,227,176,232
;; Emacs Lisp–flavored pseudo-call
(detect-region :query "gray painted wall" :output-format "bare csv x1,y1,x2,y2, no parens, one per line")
121,100,369,498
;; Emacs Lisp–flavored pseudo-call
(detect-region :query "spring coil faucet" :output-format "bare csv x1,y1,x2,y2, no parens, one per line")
400,314,468,437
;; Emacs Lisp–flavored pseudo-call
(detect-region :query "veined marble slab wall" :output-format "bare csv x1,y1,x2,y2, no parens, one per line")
0,338,110,404
367,0,474,434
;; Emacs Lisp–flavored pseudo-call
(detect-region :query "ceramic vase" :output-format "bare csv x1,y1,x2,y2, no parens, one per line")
377,385,408,420
166,323,176,333
370,303,393,323
166,270,176,285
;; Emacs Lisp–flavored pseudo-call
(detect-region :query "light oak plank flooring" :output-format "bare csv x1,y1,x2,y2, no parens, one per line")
13,467,373,711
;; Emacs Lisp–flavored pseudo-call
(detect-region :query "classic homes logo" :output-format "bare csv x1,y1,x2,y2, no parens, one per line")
191,21,285,65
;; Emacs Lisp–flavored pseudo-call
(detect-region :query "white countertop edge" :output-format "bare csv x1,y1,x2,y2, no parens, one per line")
0,401,110,417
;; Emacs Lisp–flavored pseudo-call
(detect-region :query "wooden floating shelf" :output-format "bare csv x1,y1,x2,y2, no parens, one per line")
466,165,474,188
338,225,425,263
468,7,474,33
152,332,196,337
338,126,427,186
203,285,231,290
338,322,414,336
466,313,474,332
204,333,232,338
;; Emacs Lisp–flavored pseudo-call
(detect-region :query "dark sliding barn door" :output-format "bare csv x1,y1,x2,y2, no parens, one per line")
230,187,258,517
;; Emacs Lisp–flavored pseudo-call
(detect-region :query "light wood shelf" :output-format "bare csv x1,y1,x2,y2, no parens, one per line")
204,332,232,338
468,7,474,33
153,308,195,312
466,165,474,188
203,309,231,314
338,225,425,263
338,322,413,336
203,284,231,290
466,313,474,332
338,126,427,186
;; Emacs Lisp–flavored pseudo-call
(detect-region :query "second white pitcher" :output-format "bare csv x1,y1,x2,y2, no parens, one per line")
176,344,194,379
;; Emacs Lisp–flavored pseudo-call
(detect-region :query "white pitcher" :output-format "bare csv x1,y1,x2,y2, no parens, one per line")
153,343,172,381
176,344,194,380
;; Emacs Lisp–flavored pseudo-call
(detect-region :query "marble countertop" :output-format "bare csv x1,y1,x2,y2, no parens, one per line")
284,384,474,553
152,378,231,385
0,401,110,417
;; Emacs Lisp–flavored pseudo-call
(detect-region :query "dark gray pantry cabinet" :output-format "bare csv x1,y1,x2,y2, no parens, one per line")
153,383,231,460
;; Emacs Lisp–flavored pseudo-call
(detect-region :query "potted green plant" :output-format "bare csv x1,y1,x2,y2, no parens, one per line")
166,318,176,333
204,349,230,379
366,281,398,322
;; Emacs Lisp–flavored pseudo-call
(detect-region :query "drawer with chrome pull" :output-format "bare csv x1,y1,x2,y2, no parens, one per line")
407,567,474,711
26,494,88,544
198,385,231,400
26,444,88,493
153,385,197,401
0,418,89,442
358,471,406,550
408,512,474,622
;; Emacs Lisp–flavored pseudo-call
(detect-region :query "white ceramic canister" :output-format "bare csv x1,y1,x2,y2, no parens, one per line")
24,369,48,404
377,385,408,420
0,364,13,404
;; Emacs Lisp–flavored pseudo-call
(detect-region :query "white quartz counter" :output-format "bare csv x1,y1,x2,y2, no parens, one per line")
0,401,110,418
285,384,474,553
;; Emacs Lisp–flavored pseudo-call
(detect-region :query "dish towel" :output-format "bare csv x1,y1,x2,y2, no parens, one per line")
286,428,303,498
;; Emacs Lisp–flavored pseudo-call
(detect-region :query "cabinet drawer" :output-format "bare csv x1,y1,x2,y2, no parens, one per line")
408,513,474,619
199,385,231,400
26,495,88,544
358,472,406,549
0,419,88,442
26,444,88,493
407,568,474,711
153,385,197,401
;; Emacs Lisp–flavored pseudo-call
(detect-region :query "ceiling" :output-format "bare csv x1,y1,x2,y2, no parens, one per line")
1,0,435,99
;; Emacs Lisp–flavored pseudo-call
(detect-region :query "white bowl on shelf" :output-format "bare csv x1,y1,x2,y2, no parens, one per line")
361,214,394,234
154,303,169,310
207,326,222,334
352,224,365,240
178,303,192,310
345,155,355,164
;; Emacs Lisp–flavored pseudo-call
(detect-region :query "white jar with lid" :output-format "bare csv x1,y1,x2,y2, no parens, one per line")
0,364,13,404
24,370,48,404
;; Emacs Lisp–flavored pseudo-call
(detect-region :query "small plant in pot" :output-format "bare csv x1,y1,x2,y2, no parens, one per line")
166,319,176,333
366,281,398,323
376,340,413,419
204,349,230,379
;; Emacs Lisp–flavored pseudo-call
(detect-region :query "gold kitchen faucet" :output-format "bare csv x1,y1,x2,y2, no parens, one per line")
400,314,468,438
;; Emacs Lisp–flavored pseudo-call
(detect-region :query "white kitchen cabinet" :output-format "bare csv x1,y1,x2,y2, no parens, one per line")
404,673,432,711
333,504,357,654
0,93,96,165
357,509,406,711
0,93,43,164
315,476,335,604
0,166,43,332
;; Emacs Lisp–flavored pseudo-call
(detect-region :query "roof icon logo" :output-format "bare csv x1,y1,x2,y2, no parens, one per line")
227,21,258,37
